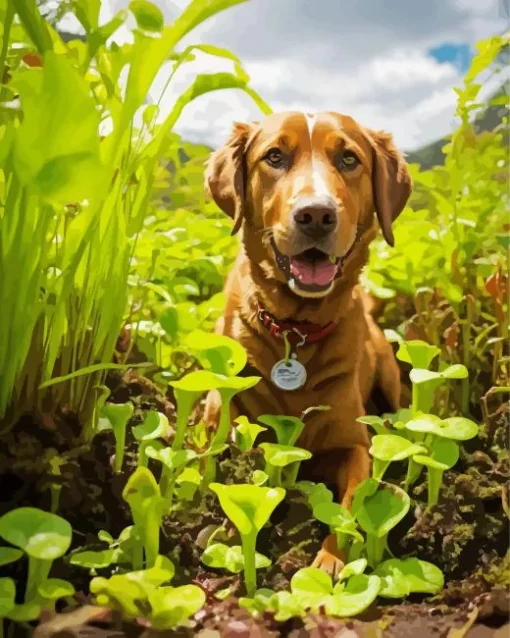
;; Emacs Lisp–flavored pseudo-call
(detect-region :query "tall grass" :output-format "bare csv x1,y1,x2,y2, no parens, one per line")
0,0,270,430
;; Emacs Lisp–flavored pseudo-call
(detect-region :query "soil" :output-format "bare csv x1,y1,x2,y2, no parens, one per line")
1,370,508,637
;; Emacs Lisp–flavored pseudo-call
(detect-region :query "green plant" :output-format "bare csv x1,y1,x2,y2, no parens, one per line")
313,502,364,562
99,402,134,473
0,507,72,621
201,542,271,574
257,414,305,446
259,442,312,488
369,435,427,481
373,558,444,598
132,410,171,467
145,446,198,500
122,467,165,569
210,483,285,596
234,416,267,452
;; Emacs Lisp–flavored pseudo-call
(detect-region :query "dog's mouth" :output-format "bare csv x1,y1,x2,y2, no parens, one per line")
271,239,340,293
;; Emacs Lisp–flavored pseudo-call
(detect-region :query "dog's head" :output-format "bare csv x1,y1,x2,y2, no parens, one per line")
205,112,412,298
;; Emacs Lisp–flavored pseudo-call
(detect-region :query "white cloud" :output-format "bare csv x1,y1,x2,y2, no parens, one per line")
98,0,508,151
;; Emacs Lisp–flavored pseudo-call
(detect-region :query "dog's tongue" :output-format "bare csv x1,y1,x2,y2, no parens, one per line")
290,256,337,287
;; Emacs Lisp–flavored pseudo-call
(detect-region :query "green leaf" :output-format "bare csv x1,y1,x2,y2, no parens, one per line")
257,415,305,446
234,416,267,452
369,435,427,462
5,602,42,622
186,330,247,376
38,578,75,601
296,481,334,509
374,558,444,598
259,443,312,468
201,543,271,574
405,414,479,441
0,578,16,616
410,364,468,385
356,415,389,435
129,0,164,32
291,567,332,596
0,508,72,560
325,574,381,617
352,481,410,538
337,559,368,582
132,411,171,441
170,370,259,393
313,502,363,543
0,547,23,566
70,549,116,569
12,0,53,54
251,470,269,486
13,52,103,204
146,447,197,470
209,483,285,536
396,340,440,370
413,438,459,471
148,585,205,629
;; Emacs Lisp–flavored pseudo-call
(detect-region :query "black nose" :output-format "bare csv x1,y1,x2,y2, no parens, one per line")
293,204,337,239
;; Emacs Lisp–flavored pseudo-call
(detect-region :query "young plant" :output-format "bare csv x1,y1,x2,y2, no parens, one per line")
405,414,479,506
313,502,364,561
201,543,271,574
99,402,135,473
351,479,410,568
369,434,427,481
209,483,285,596
70,526,136,572
234,416,267,452
373,557,444,598
259,443,312,488
132,410,171,467
0,508,72,603
257,415,305,446
145,446,198,501
122,467,165,570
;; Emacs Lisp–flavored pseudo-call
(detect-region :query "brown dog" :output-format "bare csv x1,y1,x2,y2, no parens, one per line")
203,111,412,575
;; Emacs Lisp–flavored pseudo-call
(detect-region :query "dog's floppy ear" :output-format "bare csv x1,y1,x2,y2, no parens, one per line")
205,122,254,235
368,129,412,247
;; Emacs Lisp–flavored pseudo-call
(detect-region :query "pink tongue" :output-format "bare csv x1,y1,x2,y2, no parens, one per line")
290,257,337,287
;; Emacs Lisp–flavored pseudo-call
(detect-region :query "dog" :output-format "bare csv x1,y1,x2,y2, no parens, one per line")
203,111,412,575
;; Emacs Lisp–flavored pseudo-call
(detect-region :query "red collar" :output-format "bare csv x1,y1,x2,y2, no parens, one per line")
256,303,336,346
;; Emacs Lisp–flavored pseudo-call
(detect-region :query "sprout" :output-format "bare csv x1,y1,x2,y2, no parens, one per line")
234,416,267,452
352,480,410,568
374,558,444,598
132,410,171,467
410,364,468,415
148,585,206,630
259,443,312,488
122,468,165,569
369,434,427,481
413,438,460,506
99,402,135,473
0,508,72,602
201,542,271,574
313,502,364,559
257,415,305,447
396,340,441,370
145,446,197,500
210,483,285,596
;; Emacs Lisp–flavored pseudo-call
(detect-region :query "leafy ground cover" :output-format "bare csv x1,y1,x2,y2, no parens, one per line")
0,1,508,636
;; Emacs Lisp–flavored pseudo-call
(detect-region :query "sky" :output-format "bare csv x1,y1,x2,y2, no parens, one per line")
62,0,508,152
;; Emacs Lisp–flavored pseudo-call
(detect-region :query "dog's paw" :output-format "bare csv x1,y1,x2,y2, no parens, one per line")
311,534,346,580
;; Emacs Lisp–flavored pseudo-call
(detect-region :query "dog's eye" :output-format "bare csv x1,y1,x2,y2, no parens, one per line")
336,150,360,171
264,148,285,168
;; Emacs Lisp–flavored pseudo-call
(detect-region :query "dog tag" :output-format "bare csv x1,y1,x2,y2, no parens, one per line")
271,354,307,391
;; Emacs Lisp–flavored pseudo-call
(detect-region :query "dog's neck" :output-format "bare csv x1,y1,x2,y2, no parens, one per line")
237,224,376,326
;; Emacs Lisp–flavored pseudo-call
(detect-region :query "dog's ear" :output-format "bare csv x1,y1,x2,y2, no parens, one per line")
368,129,412,247
205,122,254,235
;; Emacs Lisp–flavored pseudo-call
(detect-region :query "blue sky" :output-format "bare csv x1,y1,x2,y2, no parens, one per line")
86,0,508,152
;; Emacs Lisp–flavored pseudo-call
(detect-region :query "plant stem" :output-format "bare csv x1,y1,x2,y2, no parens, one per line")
241,533,257,598
284,462,300,488
427,467,443,507
0,1,14,103
366,534,386,569
203,391,233,486
404,458,422,488
372,459,390,481
113,425,126,473
172,391,197,451
132,528,144,571
25,557,51,602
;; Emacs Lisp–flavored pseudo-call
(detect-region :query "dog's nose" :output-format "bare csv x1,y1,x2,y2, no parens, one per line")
293,204,337,238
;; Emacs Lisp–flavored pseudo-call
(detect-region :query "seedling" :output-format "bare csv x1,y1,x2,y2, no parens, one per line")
234,416,267,452
373,557,444,598
210,483,285,596
296,481,334,509
37,578,75,613
0,508,72,603
132,410,171,467
145,446,198,500
185,330,247,377
122,468,165,569
313,502,364,560
175,467,202,501
258,414,305,446
99,402,135,473
201,542,271,574
148,585,206,630
351,479,410,568
369,434,427,481
410,364,468,415
259,443,312,488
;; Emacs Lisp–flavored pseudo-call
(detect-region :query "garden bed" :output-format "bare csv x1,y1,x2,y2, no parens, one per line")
1,370,508,637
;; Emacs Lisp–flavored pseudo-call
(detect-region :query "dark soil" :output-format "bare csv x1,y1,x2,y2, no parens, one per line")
1,370,509,637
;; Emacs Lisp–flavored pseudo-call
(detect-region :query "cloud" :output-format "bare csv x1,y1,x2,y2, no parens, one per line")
101,0,508,151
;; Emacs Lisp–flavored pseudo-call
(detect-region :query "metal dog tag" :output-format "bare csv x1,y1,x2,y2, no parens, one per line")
271,354,307,391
